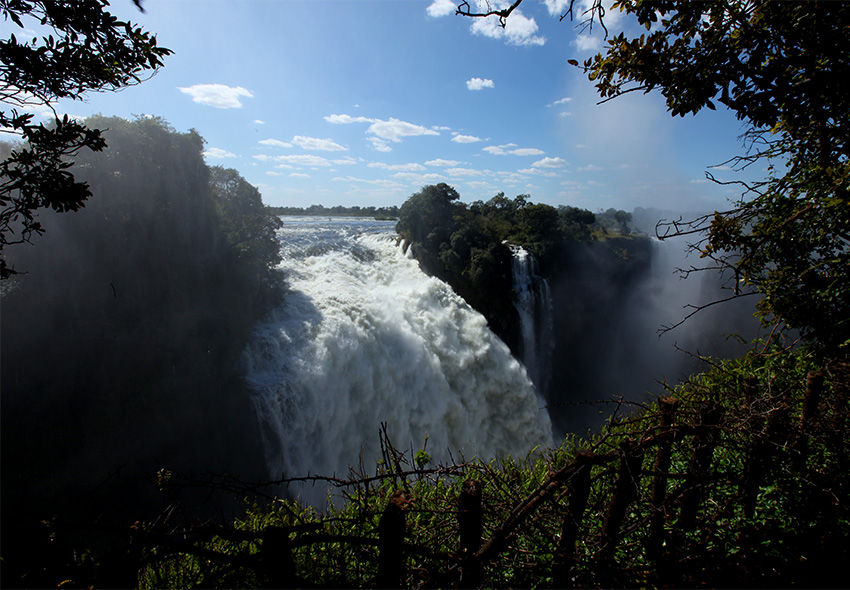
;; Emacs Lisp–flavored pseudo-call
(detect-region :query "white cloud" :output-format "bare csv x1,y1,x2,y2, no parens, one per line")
369,137,393,152
483,143,544,156
292,135,347,151
578,163,603,171
426,0,456,17
531,156,568,168
178,84,253,109
273,154,335,167
368,162,426,172
467,77,495,91
469,2,546,46
452,134,482,144
548,97,573,107
367,117,440,142
325,113,373,124
543,0,572,16
326,113,440,147
559,111,573,117
259,138,293,148
425,159,461,167
289,172,311,178
446,167,487,177
393,172,448,183
254,119,266,125
203,147,237,159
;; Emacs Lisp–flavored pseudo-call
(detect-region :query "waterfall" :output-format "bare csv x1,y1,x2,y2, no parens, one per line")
242,218,553,504
509,245,554,396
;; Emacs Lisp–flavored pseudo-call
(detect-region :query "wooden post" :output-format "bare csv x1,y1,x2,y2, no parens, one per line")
647,396,679,562
677,402,723,529
598,439,645,565
552,451,594,589
376,489,413,588
259,526,296,589
458,479,482,588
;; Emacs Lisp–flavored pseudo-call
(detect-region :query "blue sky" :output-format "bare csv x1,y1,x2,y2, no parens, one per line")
12,0,758,212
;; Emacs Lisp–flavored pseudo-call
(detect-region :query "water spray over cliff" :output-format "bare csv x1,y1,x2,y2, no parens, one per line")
242,218,553,503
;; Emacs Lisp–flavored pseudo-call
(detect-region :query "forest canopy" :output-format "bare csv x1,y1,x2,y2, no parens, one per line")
0,0,171,278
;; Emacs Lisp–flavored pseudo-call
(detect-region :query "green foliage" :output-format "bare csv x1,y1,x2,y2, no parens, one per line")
131,346,849,588
579,0,850,351
0,0,171,278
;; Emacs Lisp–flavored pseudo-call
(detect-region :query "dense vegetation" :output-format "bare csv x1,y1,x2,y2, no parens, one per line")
0,0,171,279
0,116,282,586
24,345,846,588
395,182,644,349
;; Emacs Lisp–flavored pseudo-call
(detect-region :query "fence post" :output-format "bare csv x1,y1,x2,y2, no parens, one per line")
458,479,482,588
677,402,723,529
376,489,413,588
647,396,679,563
552,451,594,589
598,439,645,566
259,526,296,589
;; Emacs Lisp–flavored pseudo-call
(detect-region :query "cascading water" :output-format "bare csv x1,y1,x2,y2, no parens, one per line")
242,217,553,504
509,245,555,397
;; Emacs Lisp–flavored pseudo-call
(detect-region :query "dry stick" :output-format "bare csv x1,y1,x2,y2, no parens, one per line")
552,451,595,589
597,439,645,566
647,397,679,563
376,489,414,588
677,403,723,529
458,479,483,588
474,451,617,563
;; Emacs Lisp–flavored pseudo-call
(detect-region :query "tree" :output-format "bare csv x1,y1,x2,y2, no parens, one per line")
456,0,850,350
1,0,171,278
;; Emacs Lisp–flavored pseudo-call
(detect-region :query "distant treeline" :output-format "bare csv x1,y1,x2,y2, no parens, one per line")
269,204,400,219
395,184,647,347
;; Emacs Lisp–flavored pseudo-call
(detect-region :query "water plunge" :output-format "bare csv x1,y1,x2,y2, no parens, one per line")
242,218,553,504
509,245,555,397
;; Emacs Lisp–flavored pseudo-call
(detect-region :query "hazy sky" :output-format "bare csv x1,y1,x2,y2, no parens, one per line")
10,0,761,211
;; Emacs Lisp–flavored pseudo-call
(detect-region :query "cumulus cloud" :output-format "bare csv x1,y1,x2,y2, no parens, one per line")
531,156,568,168
254,119,265,124
289,172,311,178
203,147,237,159
469,2,545,46
483,143,544,156
426,0,456,17
325,113,440,149
259,138,293,148
548,97,573,107
292,135,347,151
369,137,393,152
368,162,426,172
367,118,440,142
178,84,253,108
324,113,372,124
393,172,448,183
467,77,495,91
426,159,461,167
446,167,487,177
452,134,482,144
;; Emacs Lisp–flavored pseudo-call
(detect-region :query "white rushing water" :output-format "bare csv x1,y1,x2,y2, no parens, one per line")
242,217,553,503
510,245,555,397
